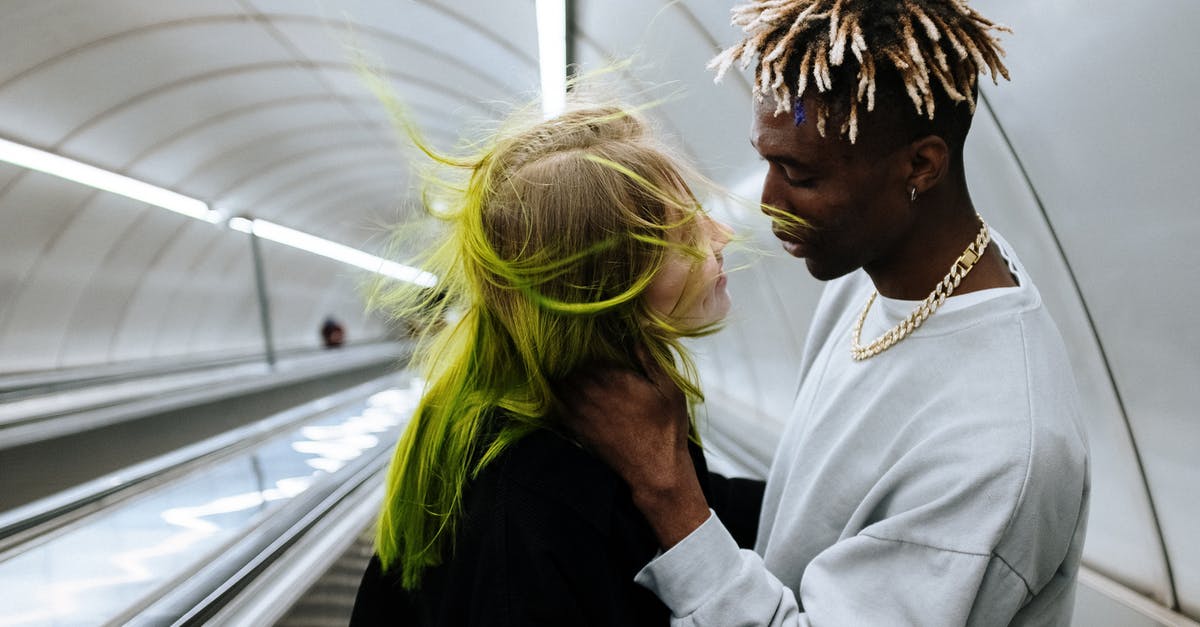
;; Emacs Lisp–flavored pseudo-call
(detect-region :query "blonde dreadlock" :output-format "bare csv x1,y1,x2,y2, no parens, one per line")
709,0,1011,143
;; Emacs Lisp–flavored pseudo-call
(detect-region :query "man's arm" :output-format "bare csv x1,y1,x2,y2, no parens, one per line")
704,473,766,549
560,362,1037,626
560,360,803,624
560,360,710,548
634,500,1028,626
634,510,804,626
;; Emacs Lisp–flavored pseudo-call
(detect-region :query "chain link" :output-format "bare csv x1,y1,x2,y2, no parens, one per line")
851,216,991,361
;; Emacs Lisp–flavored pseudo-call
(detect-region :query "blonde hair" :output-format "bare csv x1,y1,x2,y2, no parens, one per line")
371,103,717,588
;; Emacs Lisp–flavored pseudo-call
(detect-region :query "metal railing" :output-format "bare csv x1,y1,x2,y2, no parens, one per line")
0,341,407,451
0,372,419,627
0,375,400,555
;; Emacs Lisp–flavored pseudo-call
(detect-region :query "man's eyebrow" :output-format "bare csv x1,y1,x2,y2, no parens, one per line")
751,138,802,158
752,143,817,171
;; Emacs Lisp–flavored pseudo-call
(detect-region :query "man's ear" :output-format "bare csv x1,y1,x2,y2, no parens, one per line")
907,135,950,195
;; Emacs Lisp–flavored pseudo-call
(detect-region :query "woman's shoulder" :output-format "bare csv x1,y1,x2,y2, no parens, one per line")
479,427,628,532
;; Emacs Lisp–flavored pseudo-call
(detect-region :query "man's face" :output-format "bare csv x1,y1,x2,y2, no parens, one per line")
750,97,913,281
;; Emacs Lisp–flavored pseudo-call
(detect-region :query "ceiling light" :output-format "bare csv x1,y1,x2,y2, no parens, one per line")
0,136,219,223
227,216,254,234
0,136,435,287
536,0,567,118
239,218,438,288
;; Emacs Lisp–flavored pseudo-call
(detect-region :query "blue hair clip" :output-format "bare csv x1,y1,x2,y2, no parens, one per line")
793,98,807,126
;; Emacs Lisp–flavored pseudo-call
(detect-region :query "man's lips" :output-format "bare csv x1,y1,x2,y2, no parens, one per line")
771,225,805,244
771,227,809,256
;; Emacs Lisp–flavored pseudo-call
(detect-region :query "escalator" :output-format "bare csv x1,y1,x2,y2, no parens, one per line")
0,361,418,626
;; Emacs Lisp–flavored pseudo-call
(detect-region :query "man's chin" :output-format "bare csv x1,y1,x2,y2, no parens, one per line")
804,257,856,282
778,239,856,281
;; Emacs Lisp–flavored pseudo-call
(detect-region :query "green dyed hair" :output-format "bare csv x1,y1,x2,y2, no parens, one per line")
371,102,719,589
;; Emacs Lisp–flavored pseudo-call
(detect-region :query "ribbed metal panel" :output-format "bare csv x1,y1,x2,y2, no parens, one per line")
274,525,374,627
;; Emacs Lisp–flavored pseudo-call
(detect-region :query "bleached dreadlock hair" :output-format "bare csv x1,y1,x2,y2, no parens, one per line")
709,0,1011,144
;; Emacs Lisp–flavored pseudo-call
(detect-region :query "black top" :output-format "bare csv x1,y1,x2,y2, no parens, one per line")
351,427,764,626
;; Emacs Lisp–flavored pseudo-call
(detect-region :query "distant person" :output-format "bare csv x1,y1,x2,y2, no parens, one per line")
350,104,759,626
320,317,345,348
561,1,1091,625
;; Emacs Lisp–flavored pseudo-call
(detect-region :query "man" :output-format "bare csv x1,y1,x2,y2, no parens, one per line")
564,0,1090,624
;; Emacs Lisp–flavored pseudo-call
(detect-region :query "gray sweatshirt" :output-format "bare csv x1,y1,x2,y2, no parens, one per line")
635,232,1090,626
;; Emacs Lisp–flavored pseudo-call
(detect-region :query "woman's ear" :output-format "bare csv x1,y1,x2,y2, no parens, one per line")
907,135,950,195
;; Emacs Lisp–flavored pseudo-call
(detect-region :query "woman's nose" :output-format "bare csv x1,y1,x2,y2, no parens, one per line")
700,213,733,249
713,219,734,248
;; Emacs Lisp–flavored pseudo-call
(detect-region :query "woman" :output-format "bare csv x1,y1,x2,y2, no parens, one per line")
351,104,752,626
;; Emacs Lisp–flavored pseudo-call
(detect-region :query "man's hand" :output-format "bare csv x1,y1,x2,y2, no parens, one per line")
559,349,711,547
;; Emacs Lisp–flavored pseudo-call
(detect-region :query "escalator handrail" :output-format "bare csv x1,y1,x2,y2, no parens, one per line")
118,433,395,626
0,342,408,450
0,374,402,551
0,339,397,399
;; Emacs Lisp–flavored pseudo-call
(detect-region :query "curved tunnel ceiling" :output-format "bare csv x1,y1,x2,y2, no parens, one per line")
0,0,1197,623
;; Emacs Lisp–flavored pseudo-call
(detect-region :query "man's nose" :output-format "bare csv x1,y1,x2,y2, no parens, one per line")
759,171,786,218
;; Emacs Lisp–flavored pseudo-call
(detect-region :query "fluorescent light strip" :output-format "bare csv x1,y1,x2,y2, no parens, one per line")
228,216,255,234
0,136,434,287
242,218,438,288
536,0,567,118
0,136,219,223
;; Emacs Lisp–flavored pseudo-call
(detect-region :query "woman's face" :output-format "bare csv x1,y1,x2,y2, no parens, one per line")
644,211,734,329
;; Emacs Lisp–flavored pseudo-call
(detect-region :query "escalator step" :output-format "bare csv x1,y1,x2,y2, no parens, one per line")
274,525,375,626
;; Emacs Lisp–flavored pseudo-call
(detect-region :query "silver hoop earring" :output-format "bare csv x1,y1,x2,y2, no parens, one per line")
910,187,917,202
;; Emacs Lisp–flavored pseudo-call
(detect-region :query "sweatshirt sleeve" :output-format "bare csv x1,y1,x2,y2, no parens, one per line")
634,511,806,626
798,534,1025,626
634,513,1030,626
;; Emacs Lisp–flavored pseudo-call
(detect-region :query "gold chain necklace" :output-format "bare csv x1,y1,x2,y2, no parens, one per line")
850,216,990,361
